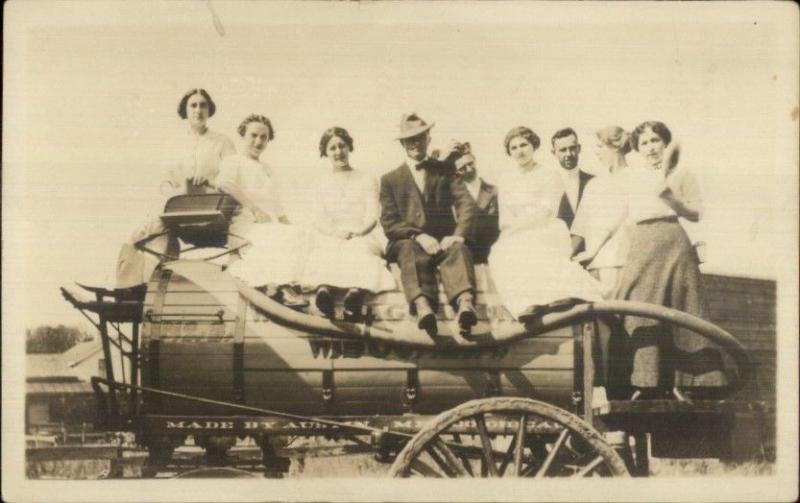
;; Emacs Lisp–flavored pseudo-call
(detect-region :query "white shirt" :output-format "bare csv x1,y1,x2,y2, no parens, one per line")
498,165,562,231
406,156,428,194
572,172,630,269
163,128,235,195
572,165,703,269
464,177,482,202
557,166,580,210
214,153,286,221
312,169,380,235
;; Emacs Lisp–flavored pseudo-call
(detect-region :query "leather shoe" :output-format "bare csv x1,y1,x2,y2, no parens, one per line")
455,293,477,332
343,288,363,322
279,285,310,311
414,297,438,337
315,286,335,318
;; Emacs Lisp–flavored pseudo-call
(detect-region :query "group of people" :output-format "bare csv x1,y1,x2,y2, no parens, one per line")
116,87,721,390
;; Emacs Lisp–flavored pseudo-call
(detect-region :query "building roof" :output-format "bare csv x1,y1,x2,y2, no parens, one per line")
26,354,79,382
62,339,102,368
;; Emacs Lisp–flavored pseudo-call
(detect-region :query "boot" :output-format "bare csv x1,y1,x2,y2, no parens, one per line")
343,288,363,322
455,292,477,334
315,286,335,318
414,296,438,338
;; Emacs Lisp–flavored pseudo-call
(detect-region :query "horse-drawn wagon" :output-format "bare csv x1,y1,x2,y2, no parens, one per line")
61,194,766,478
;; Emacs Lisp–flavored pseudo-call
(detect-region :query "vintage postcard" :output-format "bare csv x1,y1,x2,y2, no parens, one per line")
2,1,798,501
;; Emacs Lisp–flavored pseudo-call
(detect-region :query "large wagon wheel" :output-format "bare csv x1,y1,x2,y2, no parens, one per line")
389,398,629,478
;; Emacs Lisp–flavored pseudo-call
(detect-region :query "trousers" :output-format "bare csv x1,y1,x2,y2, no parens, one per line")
385,238,476,309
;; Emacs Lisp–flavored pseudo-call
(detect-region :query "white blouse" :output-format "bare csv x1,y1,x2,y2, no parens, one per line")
624,165,703,224
312,169,379,235
573,165,703,268
162,128,235,194
214,153,286,221
497,164,563,231
572,172,630,269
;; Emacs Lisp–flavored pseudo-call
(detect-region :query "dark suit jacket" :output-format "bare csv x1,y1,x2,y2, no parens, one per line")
380,160,477,243
557,169,594,229
465,179,499,260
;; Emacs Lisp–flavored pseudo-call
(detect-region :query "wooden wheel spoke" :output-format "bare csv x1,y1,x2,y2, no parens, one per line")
451,434,475,477
512,413,527,477
475,414,499,477
575,456,604,477
432,439,471,477
535,428,570,479
389,398,628,479
520,461,538,478
410,459,442,478
426,445,457,477
497,437,518,476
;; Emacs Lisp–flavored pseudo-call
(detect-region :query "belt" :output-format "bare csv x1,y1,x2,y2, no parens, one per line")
637,215,679,225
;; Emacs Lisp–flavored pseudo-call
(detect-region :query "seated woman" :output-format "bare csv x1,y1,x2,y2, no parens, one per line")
116,88,235,291
489,127,602,321
213,114,309,295
302,127,395,320
571,126,632,298
573,121,725,393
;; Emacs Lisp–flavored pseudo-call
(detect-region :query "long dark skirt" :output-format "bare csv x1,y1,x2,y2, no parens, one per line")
614,218,727,387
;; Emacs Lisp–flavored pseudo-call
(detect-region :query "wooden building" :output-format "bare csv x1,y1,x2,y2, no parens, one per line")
703,274,776,404
26,354,94,434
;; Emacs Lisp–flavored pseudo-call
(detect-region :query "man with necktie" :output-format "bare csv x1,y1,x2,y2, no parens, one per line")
379,113,479,338
450,143,499,264
552,128,594,230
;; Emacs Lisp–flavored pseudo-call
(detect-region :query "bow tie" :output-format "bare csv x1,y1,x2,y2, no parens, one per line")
415,159,432,171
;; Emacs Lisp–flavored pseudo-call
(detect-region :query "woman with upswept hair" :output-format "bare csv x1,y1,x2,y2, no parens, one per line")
116,88,234,291
489,126,601,321
571,125,633,298
301,127,394,320
214,114,310,293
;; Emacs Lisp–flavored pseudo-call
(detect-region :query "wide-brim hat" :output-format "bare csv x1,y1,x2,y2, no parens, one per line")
396,112,435,140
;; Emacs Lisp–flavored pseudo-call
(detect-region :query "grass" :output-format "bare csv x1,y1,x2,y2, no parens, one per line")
649,458,775,477
26,459,111,479
27,454,776,479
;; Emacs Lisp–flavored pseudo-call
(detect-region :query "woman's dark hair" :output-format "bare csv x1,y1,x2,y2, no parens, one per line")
177,88,216,119
237,114,275,140
503,126,541,155
631,121,672,151
319,127,355,157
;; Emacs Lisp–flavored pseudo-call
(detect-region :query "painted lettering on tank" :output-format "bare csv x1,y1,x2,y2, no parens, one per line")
367,340,393,359
307,338,510,360
165,420,234,430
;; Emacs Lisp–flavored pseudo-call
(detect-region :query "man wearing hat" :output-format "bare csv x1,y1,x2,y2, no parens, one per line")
379,113,479,338
450,143,499,264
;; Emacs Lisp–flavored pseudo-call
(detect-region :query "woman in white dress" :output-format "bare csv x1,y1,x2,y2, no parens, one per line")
302,127,394,320
116,88,235,290
489,127,602,321
214,114,310,292
571,126,632,298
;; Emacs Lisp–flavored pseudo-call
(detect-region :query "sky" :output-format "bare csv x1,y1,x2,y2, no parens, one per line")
3,1,798,329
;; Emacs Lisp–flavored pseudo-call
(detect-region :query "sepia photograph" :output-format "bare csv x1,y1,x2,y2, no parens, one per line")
2,1,798,501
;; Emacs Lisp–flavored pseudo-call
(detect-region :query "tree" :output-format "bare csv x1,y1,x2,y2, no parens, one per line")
26,325,92,354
